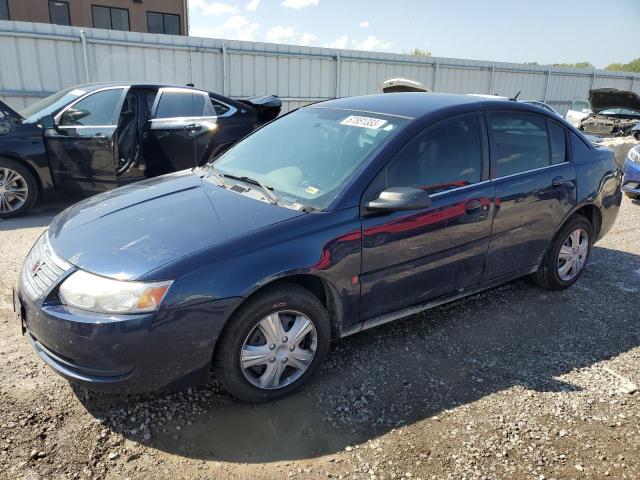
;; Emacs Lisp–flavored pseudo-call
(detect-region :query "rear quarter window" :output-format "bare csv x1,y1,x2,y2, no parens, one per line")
569,131,593,163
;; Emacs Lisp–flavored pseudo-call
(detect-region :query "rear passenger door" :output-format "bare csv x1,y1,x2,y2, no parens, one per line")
360,113,494,320
481,112,576,281
145,88,204,176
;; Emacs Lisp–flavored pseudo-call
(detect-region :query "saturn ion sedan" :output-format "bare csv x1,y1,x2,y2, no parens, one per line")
15,93,622,402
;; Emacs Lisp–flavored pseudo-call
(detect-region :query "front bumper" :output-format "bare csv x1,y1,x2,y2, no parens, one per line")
16,283,235,394
622,159,640,196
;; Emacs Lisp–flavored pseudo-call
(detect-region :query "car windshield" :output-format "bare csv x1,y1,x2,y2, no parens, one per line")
597,107,640,117
18,87,90,123
212,107,409,210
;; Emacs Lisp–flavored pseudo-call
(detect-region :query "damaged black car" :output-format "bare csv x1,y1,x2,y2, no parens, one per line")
0,83,281,217
578,88,640,139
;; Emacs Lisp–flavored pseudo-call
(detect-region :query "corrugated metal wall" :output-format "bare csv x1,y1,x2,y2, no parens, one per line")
1,20,639,116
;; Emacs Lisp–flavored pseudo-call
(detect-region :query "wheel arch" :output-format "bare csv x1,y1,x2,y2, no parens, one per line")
563,203,602,241
0,154,43,193
221,273,345,342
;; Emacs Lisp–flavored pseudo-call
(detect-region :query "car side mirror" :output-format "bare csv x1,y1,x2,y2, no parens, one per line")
40,114,56,130
365,187,431,213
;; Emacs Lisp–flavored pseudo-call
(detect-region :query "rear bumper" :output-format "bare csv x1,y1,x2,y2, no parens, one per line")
17,286,238,394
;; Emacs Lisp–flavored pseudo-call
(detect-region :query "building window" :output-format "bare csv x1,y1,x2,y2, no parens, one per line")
147,12,181,35
49,1,70,26
92,5,130,31
0,0,9,20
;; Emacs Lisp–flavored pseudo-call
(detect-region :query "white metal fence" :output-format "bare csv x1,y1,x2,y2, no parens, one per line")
1,20,638,116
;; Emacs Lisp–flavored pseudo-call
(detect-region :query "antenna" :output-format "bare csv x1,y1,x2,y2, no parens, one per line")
510,90,521,101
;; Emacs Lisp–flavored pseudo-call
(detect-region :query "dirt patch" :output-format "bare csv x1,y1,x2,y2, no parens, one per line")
1,199,639,479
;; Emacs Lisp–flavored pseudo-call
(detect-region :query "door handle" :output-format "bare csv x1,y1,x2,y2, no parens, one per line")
552,176,573,188
465,199,484,214
184,124,202,132
93,133,107,138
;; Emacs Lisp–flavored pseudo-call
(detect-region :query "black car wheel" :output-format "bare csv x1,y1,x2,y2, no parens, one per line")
532,216,593,290
0,158,38,218
214,283,331,402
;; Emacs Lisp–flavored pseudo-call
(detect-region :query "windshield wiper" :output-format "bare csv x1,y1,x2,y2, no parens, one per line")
221,173,279,205
198,164,226,186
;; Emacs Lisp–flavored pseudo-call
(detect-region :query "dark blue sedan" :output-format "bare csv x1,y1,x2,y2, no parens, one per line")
15,93,622,402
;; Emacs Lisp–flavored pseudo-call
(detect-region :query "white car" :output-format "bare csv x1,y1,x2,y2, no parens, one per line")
565,98,592,127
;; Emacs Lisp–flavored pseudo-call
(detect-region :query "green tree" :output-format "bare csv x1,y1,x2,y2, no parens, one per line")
410,48,432,57
551,61,594,69
606,58,640,72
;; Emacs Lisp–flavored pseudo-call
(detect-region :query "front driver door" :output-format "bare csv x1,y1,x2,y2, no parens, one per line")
360,113,495,320
45,87,125,192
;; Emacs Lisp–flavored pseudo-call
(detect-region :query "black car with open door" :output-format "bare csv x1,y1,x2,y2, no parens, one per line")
0,83,281,217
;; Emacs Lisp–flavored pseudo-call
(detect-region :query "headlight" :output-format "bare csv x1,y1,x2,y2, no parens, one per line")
628,145,640,164
59,270,172,314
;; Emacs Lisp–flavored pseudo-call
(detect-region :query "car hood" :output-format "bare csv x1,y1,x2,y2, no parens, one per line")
589,88,640,114
48,170,304,280
0,99,23,135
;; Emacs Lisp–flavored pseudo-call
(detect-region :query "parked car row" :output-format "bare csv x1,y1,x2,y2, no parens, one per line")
0,83,281,217
14,92,622,402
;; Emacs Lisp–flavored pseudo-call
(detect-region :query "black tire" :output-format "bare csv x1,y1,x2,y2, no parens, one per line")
214,283,331,402
531,216,593,291
0,158,38,218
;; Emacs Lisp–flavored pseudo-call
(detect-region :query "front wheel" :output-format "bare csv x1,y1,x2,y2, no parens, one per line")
0,159,38,218
532,216,593,290
214,283,330,402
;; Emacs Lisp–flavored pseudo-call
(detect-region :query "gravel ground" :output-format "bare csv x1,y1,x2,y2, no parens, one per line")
0,197,639,480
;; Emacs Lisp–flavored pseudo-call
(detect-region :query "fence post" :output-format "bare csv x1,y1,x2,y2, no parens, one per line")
543,68,551,102
222,42,228,96
335,51,341,98
433,61,439,92
631,75,636,92
488,65,495,94
79,30,90,83
589,70,596,90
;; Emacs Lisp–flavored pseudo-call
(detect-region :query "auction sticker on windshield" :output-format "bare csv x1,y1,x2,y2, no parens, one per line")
340,115,388,129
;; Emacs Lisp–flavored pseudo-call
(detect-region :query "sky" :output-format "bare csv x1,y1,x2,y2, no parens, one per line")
188,0,640,68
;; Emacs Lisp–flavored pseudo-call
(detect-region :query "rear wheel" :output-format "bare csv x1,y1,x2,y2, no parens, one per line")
214,283,330,402
0,159,38,218
532,216,593,290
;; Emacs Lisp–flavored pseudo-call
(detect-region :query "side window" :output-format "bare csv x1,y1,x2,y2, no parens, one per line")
59,89,123,126
385,114,484,194
207,96,231,116
490,112,549,177
155,90,204,119
548,121,567,164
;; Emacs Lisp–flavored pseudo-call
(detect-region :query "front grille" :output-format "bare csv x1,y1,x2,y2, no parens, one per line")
20,232,72,301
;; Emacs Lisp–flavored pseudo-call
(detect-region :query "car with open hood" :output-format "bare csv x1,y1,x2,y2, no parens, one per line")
0,83,281,217
577,88,640,139
15,93,622,402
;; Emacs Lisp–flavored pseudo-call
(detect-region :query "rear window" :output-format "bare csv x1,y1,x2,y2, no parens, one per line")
571,99,590,112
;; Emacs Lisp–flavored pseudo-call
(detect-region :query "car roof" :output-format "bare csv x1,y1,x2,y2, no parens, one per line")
69,82,209,93
311,92,516,119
